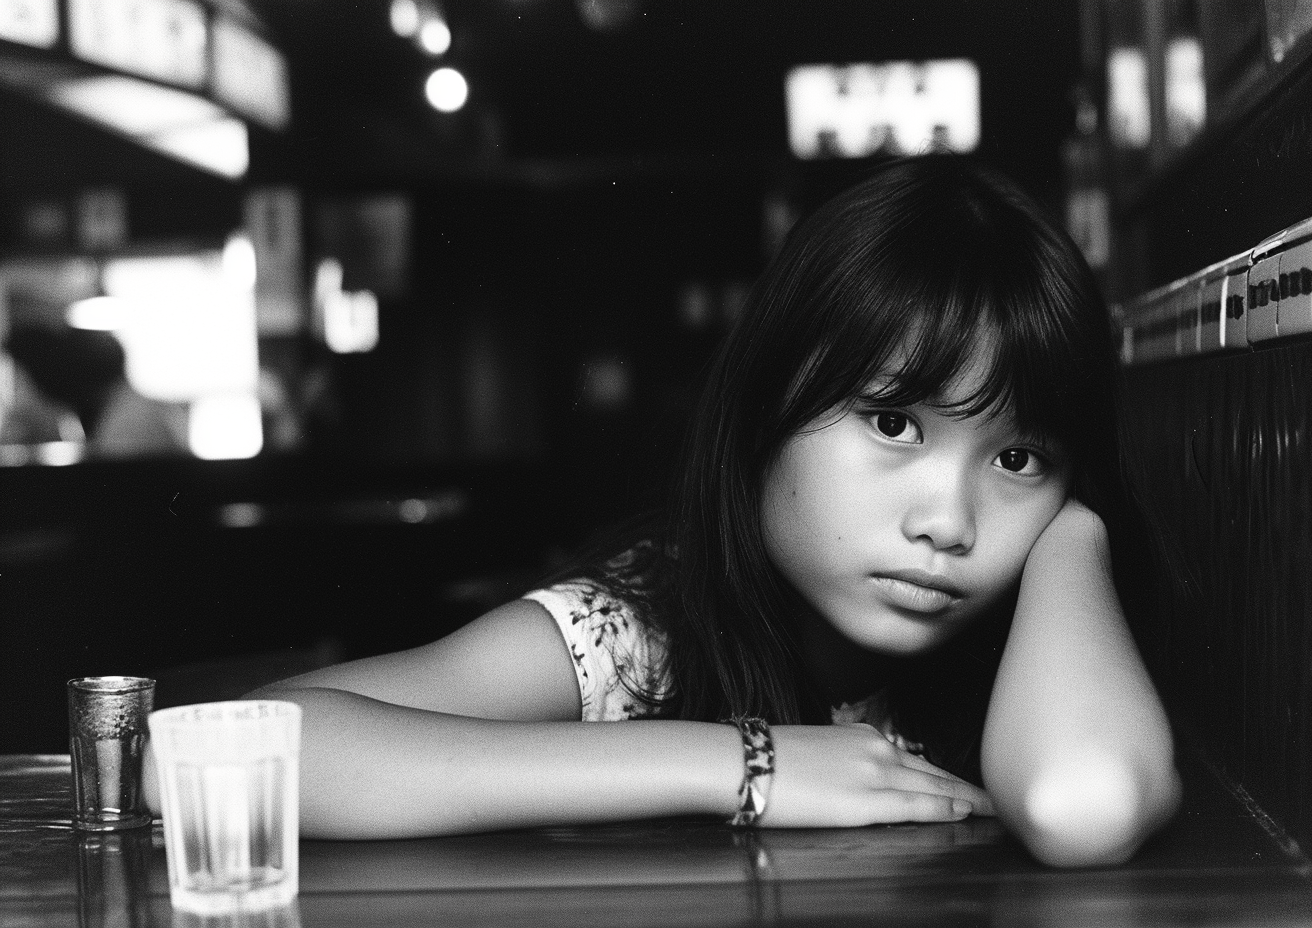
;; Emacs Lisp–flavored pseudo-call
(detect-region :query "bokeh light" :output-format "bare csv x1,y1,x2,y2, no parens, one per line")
419,18,452,55
425,67,468,112
390,0,420,37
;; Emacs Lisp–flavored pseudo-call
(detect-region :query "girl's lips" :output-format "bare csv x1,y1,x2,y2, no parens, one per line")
868,574,960,614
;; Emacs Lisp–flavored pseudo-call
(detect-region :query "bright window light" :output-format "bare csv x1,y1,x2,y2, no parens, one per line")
425,67,468,112
785,59,979,159
188,393,263,459
35,441,85,466
1108,47,1151,150
1165,36,1205,147
419,17,452,55
222,233,258,292
390,0,420,37
67,295,131,331
101,251,259,402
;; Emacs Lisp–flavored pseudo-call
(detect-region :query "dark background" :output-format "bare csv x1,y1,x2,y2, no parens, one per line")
0,0,1086,752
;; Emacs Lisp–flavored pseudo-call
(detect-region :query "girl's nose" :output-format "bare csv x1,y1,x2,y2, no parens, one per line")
901,466,977,554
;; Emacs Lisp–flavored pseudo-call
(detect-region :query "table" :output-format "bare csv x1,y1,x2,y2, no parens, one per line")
4,753,1312,927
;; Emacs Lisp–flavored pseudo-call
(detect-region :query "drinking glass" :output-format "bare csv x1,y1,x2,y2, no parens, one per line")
67,676,155,831
148,701,301,915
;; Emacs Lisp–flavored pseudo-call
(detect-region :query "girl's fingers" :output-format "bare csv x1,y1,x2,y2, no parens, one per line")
884,747,998,816
881,767,993,814
895,750,968,781
865,791,974,823
886,771,986,803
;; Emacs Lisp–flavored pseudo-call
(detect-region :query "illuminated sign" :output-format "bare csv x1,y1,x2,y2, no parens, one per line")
0,0,59,47
0,0,290,181
785,59,979,160
212,16,290,131
68,0,208,88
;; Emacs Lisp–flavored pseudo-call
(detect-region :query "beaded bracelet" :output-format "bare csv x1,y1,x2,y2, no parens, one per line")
724,716,775,827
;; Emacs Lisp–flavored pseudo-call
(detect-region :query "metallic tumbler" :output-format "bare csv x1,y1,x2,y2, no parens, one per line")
68,676,155,831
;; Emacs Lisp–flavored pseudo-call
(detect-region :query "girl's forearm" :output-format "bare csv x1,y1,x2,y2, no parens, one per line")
981,503,1180,867
253,686,745,839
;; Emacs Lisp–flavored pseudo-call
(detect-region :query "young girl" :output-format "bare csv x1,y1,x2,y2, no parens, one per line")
250,156,1180,868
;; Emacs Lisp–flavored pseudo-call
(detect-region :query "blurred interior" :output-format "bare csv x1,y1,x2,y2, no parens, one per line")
4,2,1312,866
0,0,1083,750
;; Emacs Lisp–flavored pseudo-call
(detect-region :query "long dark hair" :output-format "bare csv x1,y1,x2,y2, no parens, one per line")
577,155,1150,780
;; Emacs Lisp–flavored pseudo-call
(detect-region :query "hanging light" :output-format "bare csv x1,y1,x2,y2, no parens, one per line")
425,67,468,112
419,17,452,55
390,0,421,37
395,0,452,56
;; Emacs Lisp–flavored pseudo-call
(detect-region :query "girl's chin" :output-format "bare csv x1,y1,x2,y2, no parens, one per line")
834,617,961,657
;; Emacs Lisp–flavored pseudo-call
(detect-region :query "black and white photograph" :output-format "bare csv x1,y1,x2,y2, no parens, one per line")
3,0,1312,925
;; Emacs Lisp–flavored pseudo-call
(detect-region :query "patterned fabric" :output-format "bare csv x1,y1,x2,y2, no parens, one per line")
524,564,920,754
524,580,670,721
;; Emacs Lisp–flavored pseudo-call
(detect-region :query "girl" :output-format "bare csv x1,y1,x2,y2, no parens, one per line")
249,156,1180,867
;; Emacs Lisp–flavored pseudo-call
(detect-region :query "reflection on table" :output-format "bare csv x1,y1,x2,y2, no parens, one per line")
4,753,1312,927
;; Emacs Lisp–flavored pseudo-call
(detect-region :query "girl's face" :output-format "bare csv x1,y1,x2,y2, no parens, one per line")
760,346,1071,657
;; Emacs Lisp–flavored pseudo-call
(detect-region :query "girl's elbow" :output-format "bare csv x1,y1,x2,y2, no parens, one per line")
1008,750,1182,869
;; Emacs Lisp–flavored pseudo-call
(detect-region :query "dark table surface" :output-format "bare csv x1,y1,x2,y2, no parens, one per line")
4,752,1312,927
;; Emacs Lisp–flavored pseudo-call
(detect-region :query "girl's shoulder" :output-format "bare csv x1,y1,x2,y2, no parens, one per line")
522,542,672,722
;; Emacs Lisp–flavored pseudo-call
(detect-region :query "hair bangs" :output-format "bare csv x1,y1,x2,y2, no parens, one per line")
795,240,1031,436
860,288,1013,421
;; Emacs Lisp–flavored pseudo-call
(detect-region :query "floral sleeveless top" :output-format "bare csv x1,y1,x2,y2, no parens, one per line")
522,563,921,752
523,579,670,721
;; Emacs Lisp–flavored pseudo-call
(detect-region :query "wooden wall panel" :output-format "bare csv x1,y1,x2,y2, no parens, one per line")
1121,342,1312,846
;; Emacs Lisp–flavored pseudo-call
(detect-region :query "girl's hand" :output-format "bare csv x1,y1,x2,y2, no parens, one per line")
761,723,995,827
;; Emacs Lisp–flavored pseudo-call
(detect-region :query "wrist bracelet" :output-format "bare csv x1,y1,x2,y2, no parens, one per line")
724,716,775,827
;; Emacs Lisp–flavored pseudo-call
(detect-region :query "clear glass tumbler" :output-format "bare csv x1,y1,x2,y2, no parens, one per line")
148,700,301,915
67,676,155,832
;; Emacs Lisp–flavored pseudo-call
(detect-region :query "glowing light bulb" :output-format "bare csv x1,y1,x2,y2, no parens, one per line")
390,0,420,37
425,67,468,112
419,18,451,55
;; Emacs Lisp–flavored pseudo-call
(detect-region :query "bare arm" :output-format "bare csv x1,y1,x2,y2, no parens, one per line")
266,688,748,838
981,499,1181,867
232,599,991,838
239,600,735,838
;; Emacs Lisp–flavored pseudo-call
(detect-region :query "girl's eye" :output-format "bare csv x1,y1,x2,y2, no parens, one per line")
995,448,1045,476
872,412,922,444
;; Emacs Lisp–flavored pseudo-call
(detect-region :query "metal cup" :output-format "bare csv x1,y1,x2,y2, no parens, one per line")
68,676,156,831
